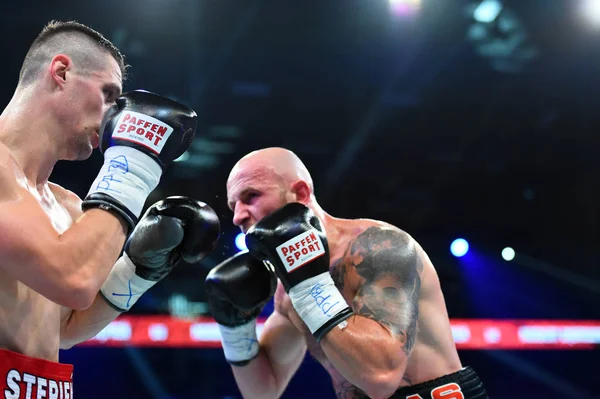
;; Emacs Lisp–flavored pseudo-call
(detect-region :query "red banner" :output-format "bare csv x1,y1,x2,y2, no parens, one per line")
77,316,600,350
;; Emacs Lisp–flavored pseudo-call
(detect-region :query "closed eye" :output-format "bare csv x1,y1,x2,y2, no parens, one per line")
103,84,122,104
103,89,116,104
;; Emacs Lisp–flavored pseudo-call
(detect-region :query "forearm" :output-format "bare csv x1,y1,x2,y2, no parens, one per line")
57,209,127,280
231,351,280,399
53,210,127,304
60,293,122,349
320,316,406,399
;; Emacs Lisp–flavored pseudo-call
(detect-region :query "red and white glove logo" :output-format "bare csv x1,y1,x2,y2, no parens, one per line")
276,229,326,273
113,111,174,154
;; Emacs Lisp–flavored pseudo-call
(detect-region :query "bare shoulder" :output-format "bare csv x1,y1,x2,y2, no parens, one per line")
48,183,83,219
354,218,411,236
339,218,423,354
346,220,422,279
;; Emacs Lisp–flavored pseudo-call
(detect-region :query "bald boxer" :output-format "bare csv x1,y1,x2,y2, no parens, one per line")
206,147,488,399
0,21,220,398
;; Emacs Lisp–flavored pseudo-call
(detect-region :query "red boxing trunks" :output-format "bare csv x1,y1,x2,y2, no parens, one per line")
0,349,74,399
388,366,488,399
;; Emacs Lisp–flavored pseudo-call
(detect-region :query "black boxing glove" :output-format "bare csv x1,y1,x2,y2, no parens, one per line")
83,90,197,233
245,203,353,341
205,251,276,366
101,196,220,312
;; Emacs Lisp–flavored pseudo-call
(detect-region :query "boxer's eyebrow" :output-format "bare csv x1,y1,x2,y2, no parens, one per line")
227,197,235,211
227,188,251,210
108,83,122,97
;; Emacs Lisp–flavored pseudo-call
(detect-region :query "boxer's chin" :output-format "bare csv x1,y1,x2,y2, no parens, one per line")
75,140,94,161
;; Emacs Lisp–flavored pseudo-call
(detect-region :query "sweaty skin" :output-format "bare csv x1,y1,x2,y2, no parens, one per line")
0,146,81,360
277,220,461,398
226,148,462,399
0,47,126,361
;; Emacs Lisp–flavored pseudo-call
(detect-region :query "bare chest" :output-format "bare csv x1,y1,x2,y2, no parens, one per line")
17,178,72,234
0,178,73,360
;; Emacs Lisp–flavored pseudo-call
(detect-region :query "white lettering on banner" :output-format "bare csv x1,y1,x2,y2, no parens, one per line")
276,229,325,273
4,370,72,399
483,327,502,344
74,318,600,348
112,111,173,154
148,323,169,342
518,326,560,344
451,325,471,344
91,321,132,342
518,325,600,344
561,326,600,344
189,323,265,342
190,323,222,341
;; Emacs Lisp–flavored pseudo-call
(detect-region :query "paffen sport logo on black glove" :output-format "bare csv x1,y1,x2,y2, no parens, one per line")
110,110,174,154
246,203,354,341
275,228,326,273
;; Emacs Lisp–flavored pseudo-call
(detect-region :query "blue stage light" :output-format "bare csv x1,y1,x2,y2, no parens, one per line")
450,238,469,258
235,233,247,251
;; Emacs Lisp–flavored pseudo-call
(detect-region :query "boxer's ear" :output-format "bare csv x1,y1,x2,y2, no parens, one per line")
290,180,311,204
49,54,72,89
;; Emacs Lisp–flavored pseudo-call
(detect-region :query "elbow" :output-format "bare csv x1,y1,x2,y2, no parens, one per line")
61,271,98,310
362,369,405,399
59,339,76,351
47,254,98,309
66,280,97,310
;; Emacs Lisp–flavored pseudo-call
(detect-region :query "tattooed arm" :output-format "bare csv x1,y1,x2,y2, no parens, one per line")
321,226,423,399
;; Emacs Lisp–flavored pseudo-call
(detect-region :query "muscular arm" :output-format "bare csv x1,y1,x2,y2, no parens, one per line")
232,308,307,399
321,227,423,399
60,294,121,349
0,162,127,310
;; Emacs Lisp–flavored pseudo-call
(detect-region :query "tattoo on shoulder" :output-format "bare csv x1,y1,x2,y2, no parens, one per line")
336,381,367,399
348,226,423,354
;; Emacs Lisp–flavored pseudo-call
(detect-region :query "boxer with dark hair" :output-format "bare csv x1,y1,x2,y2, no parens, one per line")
206,147,487,399
0,20,220,398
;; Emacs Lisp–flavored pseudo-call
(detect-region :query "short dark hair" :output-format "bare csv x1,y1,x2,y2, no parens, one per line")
18,20,128,86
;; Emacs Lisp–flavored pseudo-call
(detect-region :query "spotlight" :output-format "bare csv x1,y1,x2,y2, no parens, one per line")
450,238,469,258
473,0,503,23
502,247,515,261
389,0,421,16
581,0,600,27
235,233,247,251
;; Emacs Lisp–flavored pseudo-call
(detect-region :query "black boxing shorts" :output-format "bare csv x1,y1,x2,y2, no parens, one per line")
0,348,74,399
388,366,488,399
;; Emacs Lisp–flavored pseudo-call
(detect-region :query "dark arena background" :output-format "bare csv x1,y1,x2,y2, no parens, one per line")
2,0,600,397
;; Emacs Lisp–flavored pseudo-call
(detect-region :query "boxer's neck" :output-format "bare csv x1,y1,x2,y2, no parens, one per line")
0,88,59,187
312,207,347,257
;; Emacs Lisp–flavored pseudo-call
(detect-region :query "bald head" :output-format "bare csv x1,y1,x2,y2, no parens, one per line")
228,147,314,193
227,148,317,231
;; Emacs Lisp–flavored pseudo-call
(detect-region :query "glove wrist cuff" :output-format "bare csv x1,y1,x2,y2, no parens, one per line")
100,253,157,312
218,319,260,365
82,193,137,234
288,272,351,339
87,146,162,219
